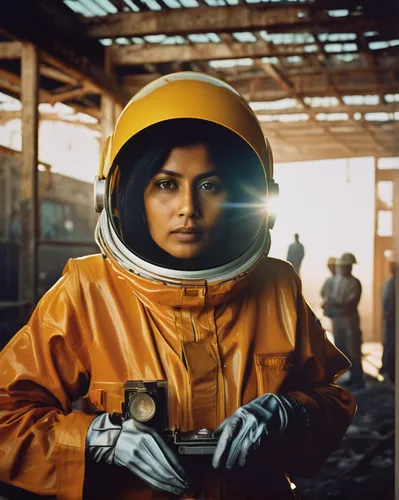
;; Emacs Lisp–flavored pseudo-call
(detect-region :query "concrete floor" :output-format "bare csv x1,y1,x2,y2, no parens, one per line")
293,342,395,500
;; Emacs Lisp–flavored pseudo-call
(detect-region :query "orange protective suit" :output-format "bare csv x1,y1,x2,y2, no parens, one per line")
0,72,355,499
0,253,355,499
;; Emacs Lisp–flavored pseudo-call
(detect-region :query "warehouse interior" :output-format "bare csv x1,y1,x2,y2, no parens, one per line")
0,0,398,498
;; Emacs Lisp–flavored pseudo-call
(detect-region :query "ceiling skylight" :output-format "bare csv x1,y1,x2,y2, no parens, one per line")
124,0,140,11
304,97,339,107
261,57,279,64
286,56,303,63
142,0,162,10
319,33,357,42
316,113,349,121
258,113,309,122
343,95,379,105
365,112,399,121
369,40,399,50
250,99,297,111
328,9,349,17
162,0,181,7
209,58,254,68
233,32,257,43
324,43,357,53
162,36,186,45
385,94,399,103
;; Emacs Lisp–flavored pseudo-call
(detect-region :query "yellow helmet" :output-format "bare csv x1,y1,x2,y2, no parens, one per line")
94,72,278,284
327,257,336,266
97,72,273,182
337,253,357,266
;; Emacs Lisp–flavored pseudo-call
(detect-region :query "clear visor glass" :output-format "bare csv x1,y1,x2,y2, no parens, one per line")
107,119,267,272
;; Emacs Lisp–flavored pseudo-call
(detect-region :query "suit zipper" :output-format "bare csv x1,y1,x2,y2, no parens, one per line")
190,309,198,342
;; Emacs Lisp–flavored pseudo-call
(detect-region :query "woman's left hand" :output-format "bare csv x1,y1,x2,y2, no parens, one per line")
212,394,306,469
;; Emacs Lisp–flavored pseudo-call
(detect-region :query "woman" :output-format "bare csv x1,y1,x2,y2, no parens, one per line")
0,73,355,500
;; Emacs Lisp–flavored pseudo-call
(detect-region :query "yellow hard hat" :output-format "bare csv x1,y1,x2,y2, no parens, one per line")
337,252,357,265
327,257,336,266
98,72,273,182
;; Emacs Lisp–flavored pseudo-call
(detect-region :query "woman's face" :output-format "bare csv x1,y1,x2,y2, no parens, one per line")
144,144,228,259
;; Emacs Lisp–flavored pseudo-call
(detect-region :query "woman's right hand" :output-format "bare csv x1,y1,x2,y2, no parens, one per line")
86,413,190,495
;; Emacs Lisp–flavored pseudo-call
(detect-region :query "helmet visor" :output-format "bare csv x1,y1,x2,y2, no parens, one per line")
107,119,268,271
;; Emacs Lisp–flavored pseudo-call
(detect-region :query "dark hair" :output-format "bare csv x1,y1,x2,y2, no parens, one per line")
114,118,266,269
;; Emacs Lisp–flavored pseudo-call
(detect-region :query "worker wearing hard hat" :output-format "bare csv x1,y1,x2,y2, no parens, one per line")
327,252,365,389
321,257,337,318
0,73,355,499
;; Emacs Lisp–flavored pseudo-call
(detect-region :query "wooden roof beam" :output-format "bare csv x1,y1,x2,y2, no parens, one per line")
253,58,311,114
240,86,399,102
110,41,339,66
86,5,307,38
267,128,301,154
40,52,128,105
47,83,96,105
295,107,388,154
0,68,100,119
256,61,295,96
255,103,397,116
262,121,356,156
258,120,396,131
85,10,390,38
312,31,327,62
40,65,80,86
0,69,52,99
1,1,128,106
225,64,397,83
357,32,386,105
0,70,20,95
312,31,346,105
253,54,354,155
0,109,99,129
120,71,399,103
0,41,22,60
347,112,389,154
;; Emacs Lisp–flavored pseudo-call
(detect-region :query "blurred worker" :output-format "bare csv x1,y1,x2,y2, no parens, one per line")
286,233,305,274
326,253,364,389
321,257,336,318
380,253,396,384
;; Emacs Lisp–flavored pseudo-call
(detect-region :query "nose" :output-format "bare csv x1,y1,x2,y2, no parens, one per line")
177,185,200,219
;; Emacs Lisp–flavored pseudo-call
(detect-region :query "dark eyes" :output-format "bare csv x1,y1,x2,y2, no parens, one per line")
156,180,176,190
199,181,221,192
155,180,222,192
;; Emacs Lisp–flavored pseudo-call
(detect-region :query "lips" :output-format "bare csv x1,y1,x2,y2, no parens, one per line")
172,227,202,234
171,227,203,243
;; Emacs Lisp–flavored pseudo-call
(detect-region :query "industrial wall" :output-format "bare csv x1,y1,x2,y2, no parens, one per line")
0,152,99,300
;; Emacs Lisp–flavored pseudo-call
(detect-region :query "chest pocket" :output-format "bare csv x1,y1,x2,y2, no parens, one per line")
254,353,293,395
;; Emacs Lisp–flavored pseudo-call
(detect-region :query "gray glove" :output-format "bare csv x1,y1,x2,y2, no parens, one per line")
212,393,308,470
86,413,190,495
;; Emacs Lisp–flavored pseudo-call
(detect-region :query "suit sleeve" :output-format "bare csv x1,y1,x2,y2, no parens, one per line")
0,261,95,500
279,278,357,474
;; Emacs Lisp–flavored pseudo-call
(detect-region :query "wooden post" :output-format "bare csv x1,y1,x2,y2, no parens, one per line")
393,169,399,500
100,47,121,149
373,160,395,343
372,156,379,341
20,43,39,307
101,95,115,149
